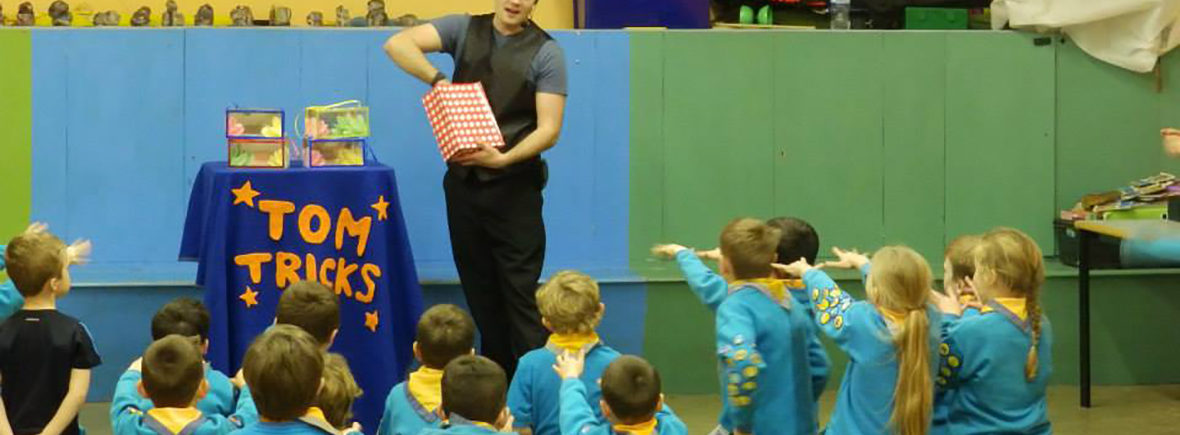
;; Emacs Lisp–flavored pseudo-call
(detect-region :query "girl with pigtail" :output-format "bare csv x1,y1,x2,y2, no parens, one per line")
931,227,1053,434
778,245,942,435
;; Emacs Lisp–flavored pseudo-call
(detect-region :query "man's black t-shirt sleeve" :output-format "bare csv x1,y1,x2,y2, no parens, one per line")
71,323,101,369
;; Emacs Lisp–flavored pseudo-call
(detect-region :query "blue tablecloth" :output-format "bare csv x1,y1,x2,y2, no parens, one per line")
180,162,423,432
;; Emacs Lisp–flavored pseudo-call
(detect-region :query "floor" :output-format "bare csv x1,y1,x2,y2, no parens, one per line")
82,385,1180,434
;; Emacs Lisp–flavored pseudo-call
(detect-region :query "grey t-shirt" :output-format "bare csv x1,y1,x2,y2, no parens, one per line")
431,14,568,96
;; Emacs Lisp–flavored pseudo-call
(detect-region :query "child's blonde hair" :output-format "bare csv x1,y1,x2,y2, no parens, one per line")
974,227,1045,382
944,234,981,284
719,218,782,280
537,271,602,334
868,246,933,435
318,353,363,430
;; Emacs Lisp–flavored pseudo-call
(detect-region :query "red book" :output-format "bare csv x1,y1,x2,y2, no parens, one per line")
422,83,505,161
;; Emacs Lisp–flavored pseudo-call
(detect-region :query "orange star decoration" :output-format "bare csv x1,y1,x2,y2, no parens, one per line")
239,286,259,308
371,195,389,221
364,310,380,332
232,181,261,208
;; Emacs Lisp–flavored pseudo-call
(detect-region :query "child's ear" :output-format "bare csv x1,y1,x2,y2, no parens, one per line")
468,348,475,356
137,380,150,399
328,329,339,348
599,399,612,419
201,339,211,357
541,317,554,333
412,342,423,363
196,379,210,400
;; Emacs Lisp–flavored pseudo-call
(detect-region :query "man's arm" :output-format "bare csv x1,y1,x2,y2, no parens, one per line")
0,374,12,435
456,92,565,168
39,369,89,435
383,24,448,85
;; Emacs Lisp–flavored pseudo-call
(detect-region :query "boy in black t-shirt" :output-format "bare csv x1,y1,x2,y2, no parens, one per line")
0,225,100,435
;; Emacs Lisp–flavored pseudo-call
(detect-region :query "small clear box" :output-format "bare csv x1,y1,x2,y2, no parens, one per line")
306,139,366,167
305,101,370,140
229,138,288,168
227,108,285,139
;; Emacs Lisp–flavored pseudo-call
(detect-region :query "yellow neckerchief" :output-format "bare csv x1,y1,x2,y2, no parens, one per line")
612,418,659,435
981,297,1028,321
730,278,788,303
407,367,444,412
548,331,600,353
145,408,203,434
305,407,329,423
471,421,498,431
780,278,804,290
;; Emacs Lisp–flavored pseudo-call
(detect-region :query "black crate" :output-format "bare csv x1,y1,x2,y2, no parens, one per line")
1054,219,1122,268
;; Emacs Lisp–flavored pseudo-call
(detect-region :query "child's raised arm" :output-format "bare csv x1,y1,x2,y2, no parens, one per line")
652,244,728,311
782,259,878,361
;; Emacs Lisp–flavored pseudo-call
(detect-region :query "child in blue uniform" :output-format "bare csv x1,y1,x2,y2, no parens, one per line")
318,353,362,432
116,298,239,419
420,355,514,435
507,270,620,435
930,235,982,435
111,335,258,435
783,245,942,435
377,304,476,435
230,325,339,435
685,216,831,402
555,352,686,435
654,218,816,435
931,228,1052,434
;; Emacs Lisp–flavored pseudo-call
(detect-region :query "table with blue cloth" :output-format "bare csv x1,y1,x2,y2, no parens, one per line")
180,162,424,431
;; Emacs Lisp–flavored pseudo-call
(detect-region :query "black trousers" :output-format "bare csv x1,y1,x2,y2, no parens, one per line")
443,163,548,376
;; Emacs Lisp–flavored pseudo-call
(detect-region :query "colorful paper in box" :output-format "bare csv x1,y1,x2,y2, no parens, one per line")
307,139,366,167
227,108,285,139
229,138,288,169
305,101,370,140
422,83,505,161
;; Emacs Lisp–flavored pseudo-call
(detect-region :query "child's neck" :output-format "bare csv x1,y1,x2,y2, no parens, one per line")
22,291,56,310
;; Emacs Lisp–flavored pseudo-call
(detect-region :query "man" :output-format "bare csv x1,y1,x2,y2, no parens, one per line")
384,0,566,376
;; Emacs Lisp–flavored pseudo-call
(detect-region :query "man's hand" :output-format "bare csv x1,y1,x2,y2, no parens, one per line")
452,142,511,169
651,244,690,260
819,247,870,270
127,357,143,372
551,349,586,380
772,258,813,278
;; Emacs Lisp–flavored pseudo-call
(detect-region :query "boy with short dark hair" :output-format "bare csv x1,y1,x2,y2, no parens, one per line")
111,335,258,435
420,355,514,434
555,353,686,435
507,271,621,435
117,298,238,418
276,280,341,350
0,226,99,435
377,304,475,435
653,218,817,435
232,325,337,435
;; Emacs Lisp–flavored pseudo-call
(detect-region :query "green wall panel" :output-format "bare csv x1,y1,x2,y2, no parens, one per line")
1055,41,1162,213
643,281,721,394
629,31,668,276
882,33,947,260
0,29,32,274
945,33,1056,247
773,32,885,255
662,32,776,251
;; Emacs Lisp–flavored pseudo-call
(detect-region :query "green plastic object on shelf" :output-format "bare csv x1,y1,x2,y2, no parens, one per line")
904,7,968,30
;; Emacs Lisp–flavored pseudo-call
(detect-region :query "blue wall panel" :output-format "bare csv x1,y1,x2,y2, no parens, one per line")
30,31,70,236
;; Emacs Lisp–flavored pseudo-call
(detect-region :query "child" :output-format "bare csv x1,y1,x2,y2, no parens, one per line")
0,223,86,321
319,353,363,431
932,228,1052,434
0,227,99,435
507,271,621,435
930,234,980,435
111,335,258,435
232,324,338,435
276,280,341,350
116,298,239,419
781,245,942,435
420,355,514,434
377,304,475,435
687,216,831,401
654,218,817,435
554,352,686,435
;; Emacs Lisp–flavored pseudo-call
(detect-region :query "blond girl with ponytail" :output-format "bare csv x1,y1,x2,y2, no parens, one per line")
933,228,1052,434
779,246,941,435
